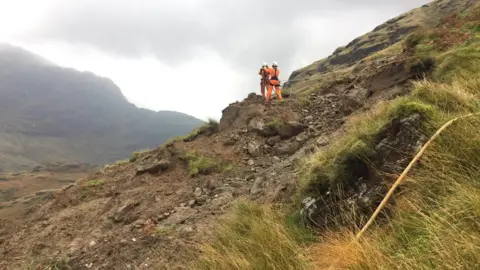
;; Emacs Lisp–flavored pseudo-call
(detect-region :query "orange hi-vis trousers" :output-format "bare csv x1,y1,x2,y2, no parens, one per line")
266,79,283,101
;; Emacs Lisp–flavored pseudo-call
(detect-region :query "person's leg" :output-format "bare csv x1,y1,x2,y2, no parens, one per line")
275,85,283,100
260,82,266,97
266,84,273,102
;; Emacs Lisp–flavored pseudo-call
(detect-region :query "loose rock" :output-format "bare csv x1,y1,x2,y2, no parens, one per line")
250,177,265,195
193,188,202,198
113,200,139,223
266,136,282,146
247,141,261,157
275,141,301,156
248,117,276,137
316,136,329,147
136,159,171,175
276,121,306,139
295,132,309,142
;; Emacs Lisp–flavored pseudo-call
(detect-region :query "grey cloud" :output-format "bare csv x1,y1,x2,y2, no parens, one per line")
25,0,430,93
30,1,428,60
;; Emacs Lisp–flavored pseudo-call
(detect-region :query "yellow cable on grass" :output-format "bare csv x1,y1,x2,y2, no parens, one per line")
326,112,480,270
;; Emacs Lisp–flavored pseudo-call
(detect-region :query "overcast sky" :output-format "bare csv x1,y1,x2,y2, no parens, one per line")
0,0,430,120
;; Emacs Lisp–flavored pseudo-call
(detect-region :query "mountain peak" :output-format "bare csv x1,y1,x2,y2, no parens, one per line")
0,45,204,171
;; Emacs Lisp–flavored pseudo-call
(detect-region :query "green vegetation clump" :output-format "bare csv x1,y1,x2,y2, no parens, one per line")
130,149,151,162
155,224,176,236
103,159,130,170
181,151,233,177
265,118,282,130
86,179,105,187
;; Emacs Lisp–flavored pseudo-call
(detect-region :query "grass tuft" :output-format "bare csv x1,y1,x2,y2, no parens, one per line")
85,179,104,187
192,200,311,270
181,151,233,177
130,149,151,162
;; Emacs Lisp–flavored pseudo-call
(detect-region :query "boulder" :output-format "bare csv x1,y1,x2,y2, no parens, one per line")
276,121,306,139
210,192,234,208
266,136,282,146
193,188,202,198
224,133,239,146
275,141,301,156
250,176,265,195
219,104,241,131
316,136,329,147
248,117,276,137
343,87,370,112
165,207,198,224
113,200,139,223
295,132,309,142
136,159,170,175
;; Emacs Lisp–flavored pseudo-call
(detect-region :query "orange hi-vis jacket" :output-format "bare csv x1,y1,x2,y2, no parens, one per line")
269,68,280,85
259,67,270,83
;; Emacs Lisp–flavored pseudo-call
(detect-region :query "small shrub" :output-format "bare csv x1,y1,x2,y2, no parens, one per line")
204,118,220,134
404,32,423,53
407,56,436,79
266,118,282,130
183,119,220,142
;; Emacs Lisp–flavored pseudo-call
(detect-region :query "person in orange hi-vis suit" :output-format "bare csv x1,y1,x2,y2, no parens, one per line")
258,63,269,98
266,61,283,103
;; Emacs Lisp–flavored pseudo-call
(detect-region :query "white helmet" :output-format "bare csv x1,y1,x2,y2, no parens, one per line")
272,61,278,67
262,62,267,67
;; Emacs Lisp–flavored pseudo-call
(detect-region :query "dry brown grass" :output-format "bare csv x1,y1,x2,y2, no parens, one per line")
192,200,311,270
306,58,480,270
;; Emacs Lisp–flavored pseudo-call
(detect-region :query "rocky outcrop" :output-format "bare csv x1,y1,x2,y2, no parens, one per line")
219,93,266,132
301,112,428,229
248,117,276,137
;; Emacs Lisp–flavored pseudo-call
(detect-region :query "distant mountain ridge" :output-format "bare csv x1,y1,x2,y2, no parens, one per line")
0,44,204,171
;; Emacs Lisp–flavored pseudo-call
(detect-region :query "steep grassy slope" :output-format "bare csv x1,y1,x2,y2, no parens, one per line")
0,44,203,171
195,1,480,269
284,0,476,98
